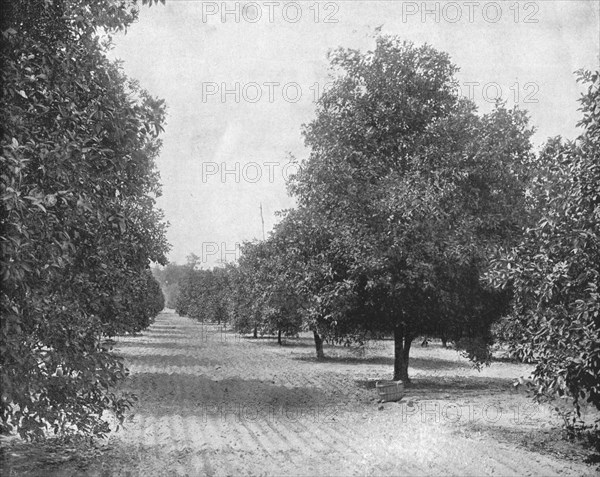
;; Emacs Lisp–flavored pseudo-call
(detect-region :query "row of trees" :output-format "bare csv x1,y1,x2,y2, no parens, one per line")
178,38,532,378
176,261,230,325
1,0,168,440
176,38,599,424
172,252,303,345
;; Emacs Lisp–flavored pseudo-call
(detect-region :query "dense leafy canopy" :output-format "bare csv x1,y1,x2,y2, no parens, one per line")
176,245,305,344
487,70,600,418
288,37,534,380
176,261,231,325
1,0,168,439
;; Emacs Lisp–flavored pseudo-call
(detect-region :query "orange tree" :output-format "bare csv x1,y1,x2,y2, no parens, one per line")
266,208,372,358
289,37,534,381
486,70,600,423
219,207,374,356
1,0,168,439
176,266,230,324
227,240,304,343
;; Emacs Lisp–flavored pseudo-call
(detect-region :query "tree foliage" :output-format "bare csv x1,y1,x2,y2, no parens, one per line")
486,70,600,418
288,37,534,380
175,243,305,344
264,208,371,354
176,263,231,325
1,0,168,440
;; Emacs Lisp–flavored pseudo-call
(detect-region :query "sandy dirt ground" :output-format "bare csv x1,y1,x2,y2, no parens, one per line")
2,310,598,476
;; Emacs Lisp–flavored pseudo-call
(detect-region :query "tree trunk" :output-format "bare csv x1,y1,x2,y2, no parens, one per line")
277,329,282,345
394,326,413,383
313,330,325,359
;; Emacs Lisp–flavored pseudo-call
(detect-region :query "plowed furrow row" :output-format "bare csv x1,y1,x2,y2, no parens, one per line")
235,416,278,459
287,413,360,457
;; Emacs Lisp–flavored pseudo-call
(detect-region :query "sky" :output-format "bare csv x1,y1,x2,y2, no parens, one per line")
109,0,600,267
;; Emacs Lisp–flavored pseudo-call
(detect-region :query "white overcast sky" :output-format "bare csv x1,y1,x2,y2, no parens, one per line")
110,0,600,267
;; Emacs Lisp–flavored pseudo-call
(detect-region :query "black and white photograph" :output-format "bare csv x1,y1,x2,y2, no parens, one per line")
1,0,599,475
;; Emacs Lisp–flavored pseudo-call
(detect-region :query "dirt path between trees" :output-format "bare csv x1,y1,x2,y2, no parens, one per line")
6,310,597,476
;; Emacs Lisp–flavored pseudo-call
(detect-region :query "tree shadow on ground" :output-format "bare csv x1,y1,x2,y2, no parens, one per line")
140,331,232,341
251,337,319,349
115,340,233,351
457,422,600,465
131,333,191,341
123,372,334,418
143,329,189,335
355,375,514,397
121,353,221,368
147,325,180,331
294,355,467,371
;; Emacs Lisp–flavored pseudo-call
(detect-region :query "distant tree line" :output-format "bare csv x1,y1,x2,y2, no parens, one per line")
152,262,188,309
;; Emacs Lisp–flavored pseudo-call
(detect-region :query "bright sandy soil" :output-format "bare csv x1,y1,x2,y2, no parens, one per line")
3,310,598,476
